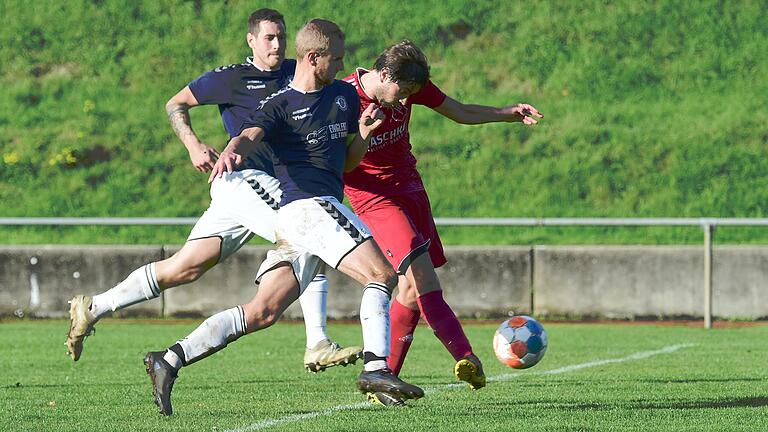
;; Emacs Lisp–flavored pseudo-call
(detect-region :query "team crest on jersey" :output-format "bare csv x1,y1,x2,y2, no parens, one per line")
335,96,348,111
390,104,408,122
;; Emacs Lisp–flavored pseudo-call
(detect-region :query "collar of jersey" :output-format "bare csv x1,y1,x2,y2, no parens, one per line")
246,56,278,73
288,83,324,94
355,67,376,102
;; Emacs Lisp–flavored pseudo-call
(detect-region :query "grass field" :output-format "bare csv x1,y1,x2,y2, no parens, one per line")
2,320,767,431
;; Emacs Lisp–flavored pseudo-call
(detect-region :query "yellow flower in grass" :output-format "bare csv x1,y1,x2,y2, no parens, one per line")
3,151,20,165
64,148,77,164
48,148,77,166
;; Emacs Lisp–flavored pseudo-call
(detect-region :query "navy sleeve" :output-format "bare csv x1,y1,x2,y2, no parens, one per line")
347,87,360,136
241,101,281,138
188,68,236,105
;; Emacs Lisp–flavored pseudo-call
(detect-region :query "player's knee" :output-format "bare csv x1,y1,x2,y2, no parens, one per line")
360,261,397,290
243,305,281,333
376,266,398,291
397,278,419,307
173,264,208,285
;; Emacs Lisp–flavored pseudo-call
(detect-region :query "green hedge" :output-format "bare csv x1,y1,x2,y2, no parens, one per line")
2,0,766,244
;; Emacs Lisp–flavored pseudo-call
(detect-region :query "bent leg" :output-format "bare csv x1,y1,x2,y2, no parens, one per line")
155,237,222,289
161,263,299,371
242,264,300,332
89,237,222,319
406,253,473,362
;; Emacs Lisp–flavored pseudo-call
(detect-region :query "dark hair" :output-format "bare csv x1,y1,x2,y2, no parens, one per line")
373,40,430,87
248,8,285,34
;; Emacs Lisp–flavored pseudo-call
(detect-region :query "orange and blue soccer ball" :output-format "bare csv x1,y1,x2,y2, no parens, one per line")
493,315,548,369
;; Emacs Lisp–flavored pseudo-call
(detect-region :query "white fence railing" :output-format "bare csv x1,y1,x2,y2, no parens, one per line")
4,217,768,328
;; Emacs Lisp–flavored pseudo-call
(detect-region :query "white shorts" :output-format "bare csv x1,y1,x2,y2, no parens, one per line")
187,169,281,261
256,196,373,292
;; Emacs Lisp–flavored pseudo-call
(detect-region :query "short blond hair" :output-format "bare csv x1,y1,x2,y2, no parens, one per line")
295,19,345,58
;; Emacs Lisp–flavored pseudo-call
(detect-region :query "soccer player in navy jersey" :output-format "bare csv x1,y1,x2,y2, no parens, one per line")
65,8,360,373
142,19,423,416
341,41,542,405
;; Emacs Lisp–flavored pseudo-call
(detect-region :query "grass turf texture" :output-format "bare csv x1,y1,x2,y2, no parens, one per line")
2,0,768,245
2,320,767,431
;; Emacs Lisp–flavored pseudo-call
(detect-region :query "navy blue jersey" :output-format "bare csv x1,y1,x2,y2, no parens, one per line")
188,57,296,174
244,80,360,205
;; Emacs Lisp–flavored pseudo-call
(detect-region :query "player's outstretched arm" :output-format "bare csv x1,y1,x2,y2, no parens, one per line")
344,104,384,172
166,86,221,173
208,126,265,183
433,96,543,125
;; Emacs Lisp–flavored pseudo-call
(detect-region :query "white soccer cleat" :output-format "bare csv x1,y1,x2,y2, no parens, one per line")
65,295,97,361
303,339,362,372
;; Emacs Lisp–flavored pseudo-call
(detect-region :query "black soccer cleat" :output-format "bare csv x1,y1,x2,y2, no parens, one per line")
356,368,424,400
144,351,177,416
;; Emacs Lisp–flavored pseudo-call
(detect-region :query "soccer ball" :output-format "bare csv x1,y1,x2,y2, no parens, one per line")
493,315,548,369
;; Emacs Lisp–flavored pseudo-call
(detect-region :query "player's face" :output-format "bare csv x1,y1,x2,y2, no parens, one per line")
376,78,421,107
247,20,287,70
313,37,345,86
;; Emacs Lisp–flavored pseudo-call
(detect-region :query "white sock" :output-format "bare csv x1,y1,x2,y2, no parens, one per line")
163,350,183,370
175,306,247,366
300,274,329,348
360,282,390,371
91,263,160,319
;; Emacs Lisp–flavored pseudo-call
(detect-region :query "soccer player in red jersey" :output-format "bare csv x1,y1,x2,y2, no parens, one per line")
342,40,542,405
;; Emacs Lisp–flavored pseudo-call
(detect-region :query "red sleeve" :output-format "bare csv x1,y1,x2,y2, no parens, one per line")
409,79,447,108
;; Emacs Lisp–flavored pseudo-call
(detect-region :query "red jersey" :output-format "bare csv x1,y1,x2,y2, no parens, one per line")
342,68,446,212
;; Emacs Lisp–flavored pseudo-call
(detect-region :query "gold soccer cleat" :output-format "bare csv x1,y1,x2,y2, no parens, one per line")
304,339,362,372
65,295,97,361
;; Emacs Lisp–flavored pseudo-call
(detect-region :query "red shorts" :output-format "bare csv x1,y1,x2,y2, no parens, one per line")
354,190,446,274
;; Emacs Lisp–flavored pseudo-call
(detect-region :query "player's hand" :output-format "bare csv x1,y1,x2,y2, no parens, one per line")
189,144,220,173
208,150,242,183
503,103,544,125
359,103,385,140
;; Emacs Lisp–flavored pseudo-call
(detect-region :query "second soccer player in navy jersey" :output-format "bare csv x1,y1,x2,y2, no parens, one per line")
143,19,424,416
65,8,360,373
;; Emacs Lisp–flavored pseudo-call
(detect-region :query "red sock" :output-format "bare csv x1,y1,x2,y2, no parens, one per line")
417,290,473,361
387,298,421,375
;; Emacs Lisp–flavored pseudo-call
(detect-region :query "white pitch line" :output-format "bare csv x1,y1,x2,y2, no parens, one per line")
228,402,369,432
225,343,695,432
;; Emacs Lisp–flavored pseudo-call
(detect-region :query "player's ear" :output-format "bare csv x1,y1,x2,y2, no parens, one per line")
379,68,390,83
246,32,256,48
308,51,318,66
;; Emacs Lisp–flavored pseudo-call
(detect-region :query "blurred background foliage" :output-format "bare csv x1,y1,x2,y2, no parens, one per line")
1,0,766,244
